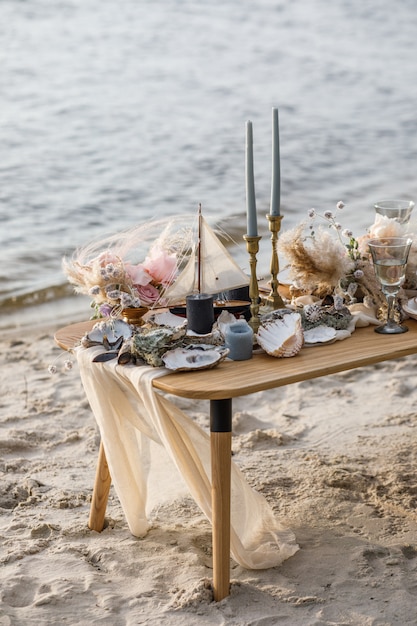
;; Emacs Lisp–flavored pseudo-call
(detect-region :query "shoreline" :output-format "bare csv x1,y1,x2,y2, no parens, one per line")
1,297,89,337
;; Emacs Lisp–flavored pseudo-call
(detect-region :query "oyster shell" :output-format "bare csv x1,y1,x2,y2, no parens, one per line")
162,344,229,371
183,328,224,346
260,308,294,323
146,311,187,329
303,325,337,344
82,319,132,349
256,312,304,358
132,325,187,367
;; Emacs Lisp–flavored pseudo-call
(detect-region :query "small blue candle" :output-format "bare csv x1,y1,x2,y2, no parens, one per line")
224,321,253,361
245,120,258,236
270,107,281,216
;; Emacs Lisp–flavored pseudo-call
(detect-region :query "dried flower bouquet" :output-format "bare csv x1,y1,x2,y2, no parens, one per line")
63,217,194,319
279,201,417,317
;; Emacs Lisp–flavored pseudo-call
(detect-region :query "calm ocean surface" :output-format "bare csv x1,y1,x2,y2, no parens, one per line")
2,0,417,329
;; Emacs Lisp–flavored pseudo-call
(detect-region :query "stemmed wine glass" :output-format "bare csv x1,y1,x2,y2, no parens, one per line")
374,200,414,225
368,237,412,334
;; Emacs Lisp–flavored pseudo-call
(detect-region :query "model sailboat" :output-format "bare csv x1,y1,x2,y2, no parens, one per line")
163,205,250,310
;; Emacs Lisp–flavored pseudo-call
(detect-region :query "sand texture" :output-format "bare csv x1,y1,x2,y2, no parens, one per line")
1,320,417,625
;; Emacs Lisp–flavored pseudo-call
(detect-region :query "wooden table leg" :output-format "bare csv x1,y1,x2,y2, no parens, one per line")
88,441,111,532
210,398,232,601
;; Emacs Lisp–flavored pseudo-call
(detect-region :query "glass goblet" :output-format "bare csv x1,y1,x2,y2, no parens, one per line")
368,236,412,334
374,199,414,225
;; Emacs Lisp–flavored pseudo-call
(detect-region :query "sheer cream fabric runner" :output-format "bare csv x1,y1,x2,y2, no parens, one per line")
76,346,299,569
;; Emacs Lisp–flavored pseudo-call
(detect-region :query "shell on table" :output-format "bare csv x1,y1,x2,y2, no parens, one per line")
132,324,187,367
82,319,133,349
146,310,188,330
256,311,304,358
303,325,337,344
182,328,224,346
162,344,229,371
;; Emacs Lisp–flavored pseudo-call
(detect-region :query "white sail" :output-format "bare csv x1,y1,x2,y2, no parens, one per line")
163,251,196,303
163,216,249,305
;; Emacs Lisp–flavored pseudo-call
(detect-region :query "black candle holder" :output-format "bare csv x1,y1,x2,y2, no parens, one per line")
186,293,215,334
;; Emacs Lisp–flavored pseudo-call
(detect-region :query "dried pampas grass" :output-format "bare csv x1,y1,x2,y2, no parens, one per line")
280,223,355,297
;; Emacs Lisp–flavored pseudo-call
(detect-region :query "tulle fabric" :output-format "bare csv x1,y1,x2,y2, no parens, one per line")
76,346,299,569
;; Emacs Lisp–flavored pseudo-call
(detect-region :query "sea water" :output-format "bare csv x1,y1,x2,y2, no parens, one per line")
1,0,417,329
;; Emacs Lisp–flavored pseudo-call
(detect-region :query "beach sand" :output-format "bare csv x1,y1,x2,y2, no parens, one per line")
1,316,417,625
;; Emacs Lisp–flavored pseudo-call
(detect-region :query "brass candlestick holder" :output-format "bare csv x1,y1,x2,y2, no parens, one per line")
243,234,262,333
264,214,285,309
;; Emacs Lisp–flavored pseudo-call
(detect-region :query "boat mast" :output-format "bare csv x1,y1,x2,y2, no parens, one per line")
197,203,202,293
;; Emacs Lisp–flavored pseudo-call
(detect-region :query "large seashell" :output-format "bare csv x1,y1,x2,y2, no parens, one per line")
303,325,337,344
162,344,229,371
348,302,379,327
183,328,224,346
146,310,188,329
256,312,304,358
132,325,187,367
82,319,132,348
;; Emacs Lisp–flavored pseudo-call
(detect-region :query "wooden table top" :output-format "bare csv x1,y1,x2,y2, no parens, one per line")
55,318,417,400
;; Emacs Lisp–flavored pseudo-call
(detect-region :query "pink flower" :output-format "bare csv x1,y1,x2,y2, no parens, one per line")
143,246,177,286
356,233,371,256
135,283,161,305
125,263,152,286
369,215,404,239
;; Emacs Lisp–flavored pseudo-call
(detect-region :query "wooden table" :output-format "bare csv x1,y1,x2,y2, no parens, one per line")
55,318,417,601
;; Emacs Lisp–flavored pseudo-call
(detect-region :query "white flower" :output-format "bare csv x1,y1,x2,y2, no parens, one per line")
342,229,353,238
64,360,73,371
334,222,342,231
324,211,333,220
120,292,134,307
308,208,316,218
336,201,345,210
48,365,58,374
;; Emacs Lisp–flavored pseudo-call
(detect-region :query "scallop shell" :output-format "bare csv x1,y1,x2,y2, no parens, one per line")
162,344,229,371
256,312,304,358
